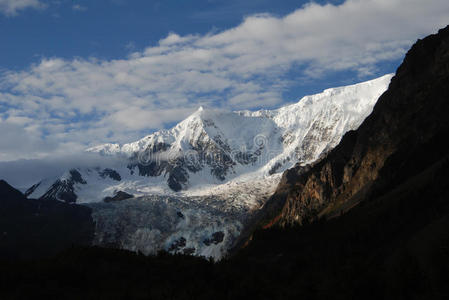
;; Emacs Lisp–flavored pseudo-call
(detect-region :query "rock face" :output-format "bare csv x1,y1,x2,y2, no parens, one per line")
263,25,449,227
103,191,133,203
38,169,87,203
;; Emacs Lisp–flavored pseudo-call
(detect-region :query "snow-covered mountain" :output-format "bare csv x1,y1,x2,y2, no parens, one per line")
25,74,393,259
27,74,393,202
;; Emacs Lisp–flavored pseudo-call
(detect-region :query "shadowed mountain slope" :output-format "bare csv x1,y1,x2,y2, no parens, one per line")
261,25,449,227
0,180,94,260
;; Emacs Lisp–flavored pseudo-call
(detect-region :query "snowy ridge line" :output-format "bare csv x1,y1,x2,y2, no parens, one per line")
28,74,393,203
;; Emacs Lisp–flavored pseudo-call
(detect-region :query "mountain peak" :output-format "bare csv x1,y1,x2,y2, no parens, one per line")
38,74,392,203
0,179,26,200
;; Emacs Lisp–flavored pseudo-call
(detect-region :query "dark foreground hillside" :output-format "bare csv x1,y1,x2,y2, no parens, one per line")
1,163,448,299
0,180,94,260
1,26,449,299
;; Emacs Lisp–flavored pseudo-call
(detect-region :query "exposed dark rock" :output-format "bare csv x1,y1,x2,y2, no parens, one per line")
40,179,77,203
234,151,258,165
177,211,184,218
24,182,40,197
103,191,134,203
38,169,87,203
167,166,189,192
127,147,192,191
135,161,167,177
168,237,187,252
150,142,171,153
189,131,236,182
268,162,282,175
99,168,121,181
69,169,87,184
203,231,225,246
123,119,269,191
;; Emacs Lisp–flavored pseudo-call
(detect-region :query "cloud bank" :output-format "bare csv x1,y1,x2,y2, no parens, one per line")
0,0,45,16
0,152,126,189
1,0,449,161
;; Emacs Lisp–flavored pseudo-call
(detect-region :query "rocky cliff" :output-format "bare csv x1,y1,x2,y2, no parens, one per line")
263,25,449,227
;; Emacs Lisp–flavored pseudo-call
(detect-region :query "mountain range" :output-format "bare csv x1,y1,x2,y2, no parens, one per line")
26,74,391,203
1,24,449,300
11,74,392,259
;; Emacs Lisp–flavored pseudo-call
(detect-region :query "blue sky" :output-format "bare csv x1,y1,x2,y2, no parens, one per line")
2,0,345,71
0,0,449,162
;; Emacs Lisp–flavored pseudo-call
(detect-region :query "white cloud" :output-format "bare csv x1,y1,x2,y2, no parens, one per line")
0,152,126,188
0,0,45,16
1,0,449,161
